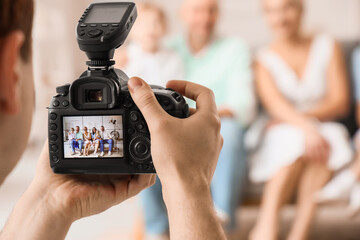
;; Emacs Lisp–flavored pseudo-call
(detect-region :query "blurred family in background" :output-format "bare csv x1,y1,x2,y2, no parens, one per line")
114,0,360,239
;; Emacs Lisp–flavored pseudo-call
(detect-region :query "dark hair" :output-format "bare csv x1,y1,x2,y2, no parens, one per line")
71,127,75,131
92,127,97,134
0,0,34,61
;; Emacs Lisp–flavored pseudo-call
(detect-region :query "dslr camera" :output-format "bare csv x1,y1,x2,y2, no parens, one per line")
48,2,189,174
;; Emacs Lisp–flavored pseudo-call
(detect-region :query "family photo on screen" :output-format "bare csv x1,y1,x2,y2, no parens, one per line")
63,116,124,158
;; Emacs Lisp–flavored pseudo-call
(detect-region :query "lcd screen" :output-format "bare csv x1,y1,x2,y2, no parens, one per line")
85,4,128,23
63,115,124,158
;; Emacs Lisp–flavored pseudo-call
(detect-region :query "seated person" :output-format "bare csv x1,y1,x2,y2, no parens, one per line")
249,0,353,239
68,128,75,147
72,126,84,156
91,127,101,155
0,0,226,238
140,0,256,237
115,2,183,87
83,126,92,156
99,126,113,156
316,45,360,216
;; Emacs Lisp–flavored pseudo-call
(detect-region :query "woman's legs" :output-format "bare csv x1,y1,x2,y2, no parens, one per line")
85,143,90,155
94,141,99,154
250,159,304,240
287,162,332,240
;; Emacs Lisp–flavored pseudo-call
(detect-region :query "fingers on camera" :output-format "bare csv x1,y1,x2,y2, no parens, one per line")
129,77,167,125
166,80,217,114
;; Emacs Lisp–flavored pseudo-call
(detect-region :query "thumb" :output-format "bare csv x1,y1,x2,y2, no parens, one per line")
128,77,166,127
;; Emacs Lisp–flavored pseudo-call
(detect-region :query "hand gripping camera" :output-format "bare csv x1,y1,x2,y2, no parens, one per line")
48,2,189,174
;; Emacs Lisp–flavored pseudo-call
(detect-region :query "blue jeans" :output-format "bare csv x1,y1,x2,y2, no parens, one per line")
140,118,247,234
100,139,113,152
71,140,83,152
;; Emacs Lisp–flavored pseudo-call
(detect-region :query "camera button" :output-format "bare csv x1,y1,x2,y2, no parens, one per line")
90,24,97,27
129,136,151,163
111,23,119,27
130,111,140,122
62,100,69,107
50,113,57,121
52,155,59,163
80,23,87,28
136,123,145,131
50,124,57,131
101,24,109,27
87,29,103,38
135,142,147,155
53,100,60,107
137,164,149,170
128,128,135,135
123,97,133,108
79,31,85,36
51,144,58,152
171,92,183,102
163,99,170,107
50,134,58,142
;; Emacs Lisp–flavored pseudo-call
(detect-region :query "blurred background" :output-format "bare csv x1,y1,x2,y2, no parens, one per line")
1,0,360,239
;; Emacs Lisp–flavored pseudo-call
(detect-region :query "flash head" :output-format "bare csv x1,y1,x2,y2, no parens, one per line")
76,2,137,66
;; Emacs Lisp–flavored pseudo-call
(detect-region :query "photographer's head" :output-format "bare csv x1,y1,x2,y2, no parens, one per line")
262,0,304,41
0,0,34,185
76,126,80,133
181,0,219,44
101,126,105,132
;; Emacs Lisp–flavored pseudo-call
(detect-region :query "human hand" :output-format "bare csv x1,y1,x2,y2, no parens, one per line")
128,77,225,240
304,129,330,164
128,77,223,190
32,143,155,221
0,143,155,240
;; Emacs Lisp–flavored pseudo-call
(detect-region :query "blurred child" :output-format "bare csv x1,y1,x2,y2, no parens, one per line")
114,2,183,87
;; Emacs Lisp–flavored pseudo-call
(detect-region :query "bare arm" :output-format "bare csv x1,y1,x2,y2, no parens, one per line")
254,61,315,132
0,144,155,240
305,41,350,120
128,78,226,240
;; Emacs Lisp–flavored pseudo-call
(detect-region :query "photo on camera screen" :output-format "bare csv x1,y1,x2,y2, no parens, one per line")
63,115,123,158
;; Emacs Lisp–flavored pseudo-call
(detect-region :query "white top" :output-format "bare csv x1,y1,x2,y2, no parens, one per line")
99,130,111,140
257,34,333,112
124,42,184,87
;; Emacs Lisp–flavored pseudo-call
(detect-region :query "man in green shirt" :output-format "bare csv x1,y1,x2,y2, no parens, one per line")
140,0,256,238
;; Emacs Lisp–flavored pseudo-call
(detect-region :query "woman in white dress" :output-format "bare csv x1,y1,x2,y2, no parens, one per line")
249,0,353,239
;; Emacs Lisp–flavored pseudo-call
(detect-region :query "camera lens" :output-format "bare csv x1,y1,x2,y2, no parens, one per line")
87,89,103,102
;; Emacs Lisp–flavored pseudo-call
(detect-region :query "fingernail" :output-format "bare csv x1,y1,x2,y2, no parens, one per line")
128,78,143,93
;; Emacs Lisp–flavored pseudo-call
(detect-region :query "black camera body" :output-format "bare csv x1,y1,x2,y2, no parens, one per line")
48,2,189,174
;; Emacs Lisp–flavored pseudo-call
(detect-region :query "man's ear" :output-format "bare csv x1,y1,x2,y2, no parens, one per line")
0,31,25,115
